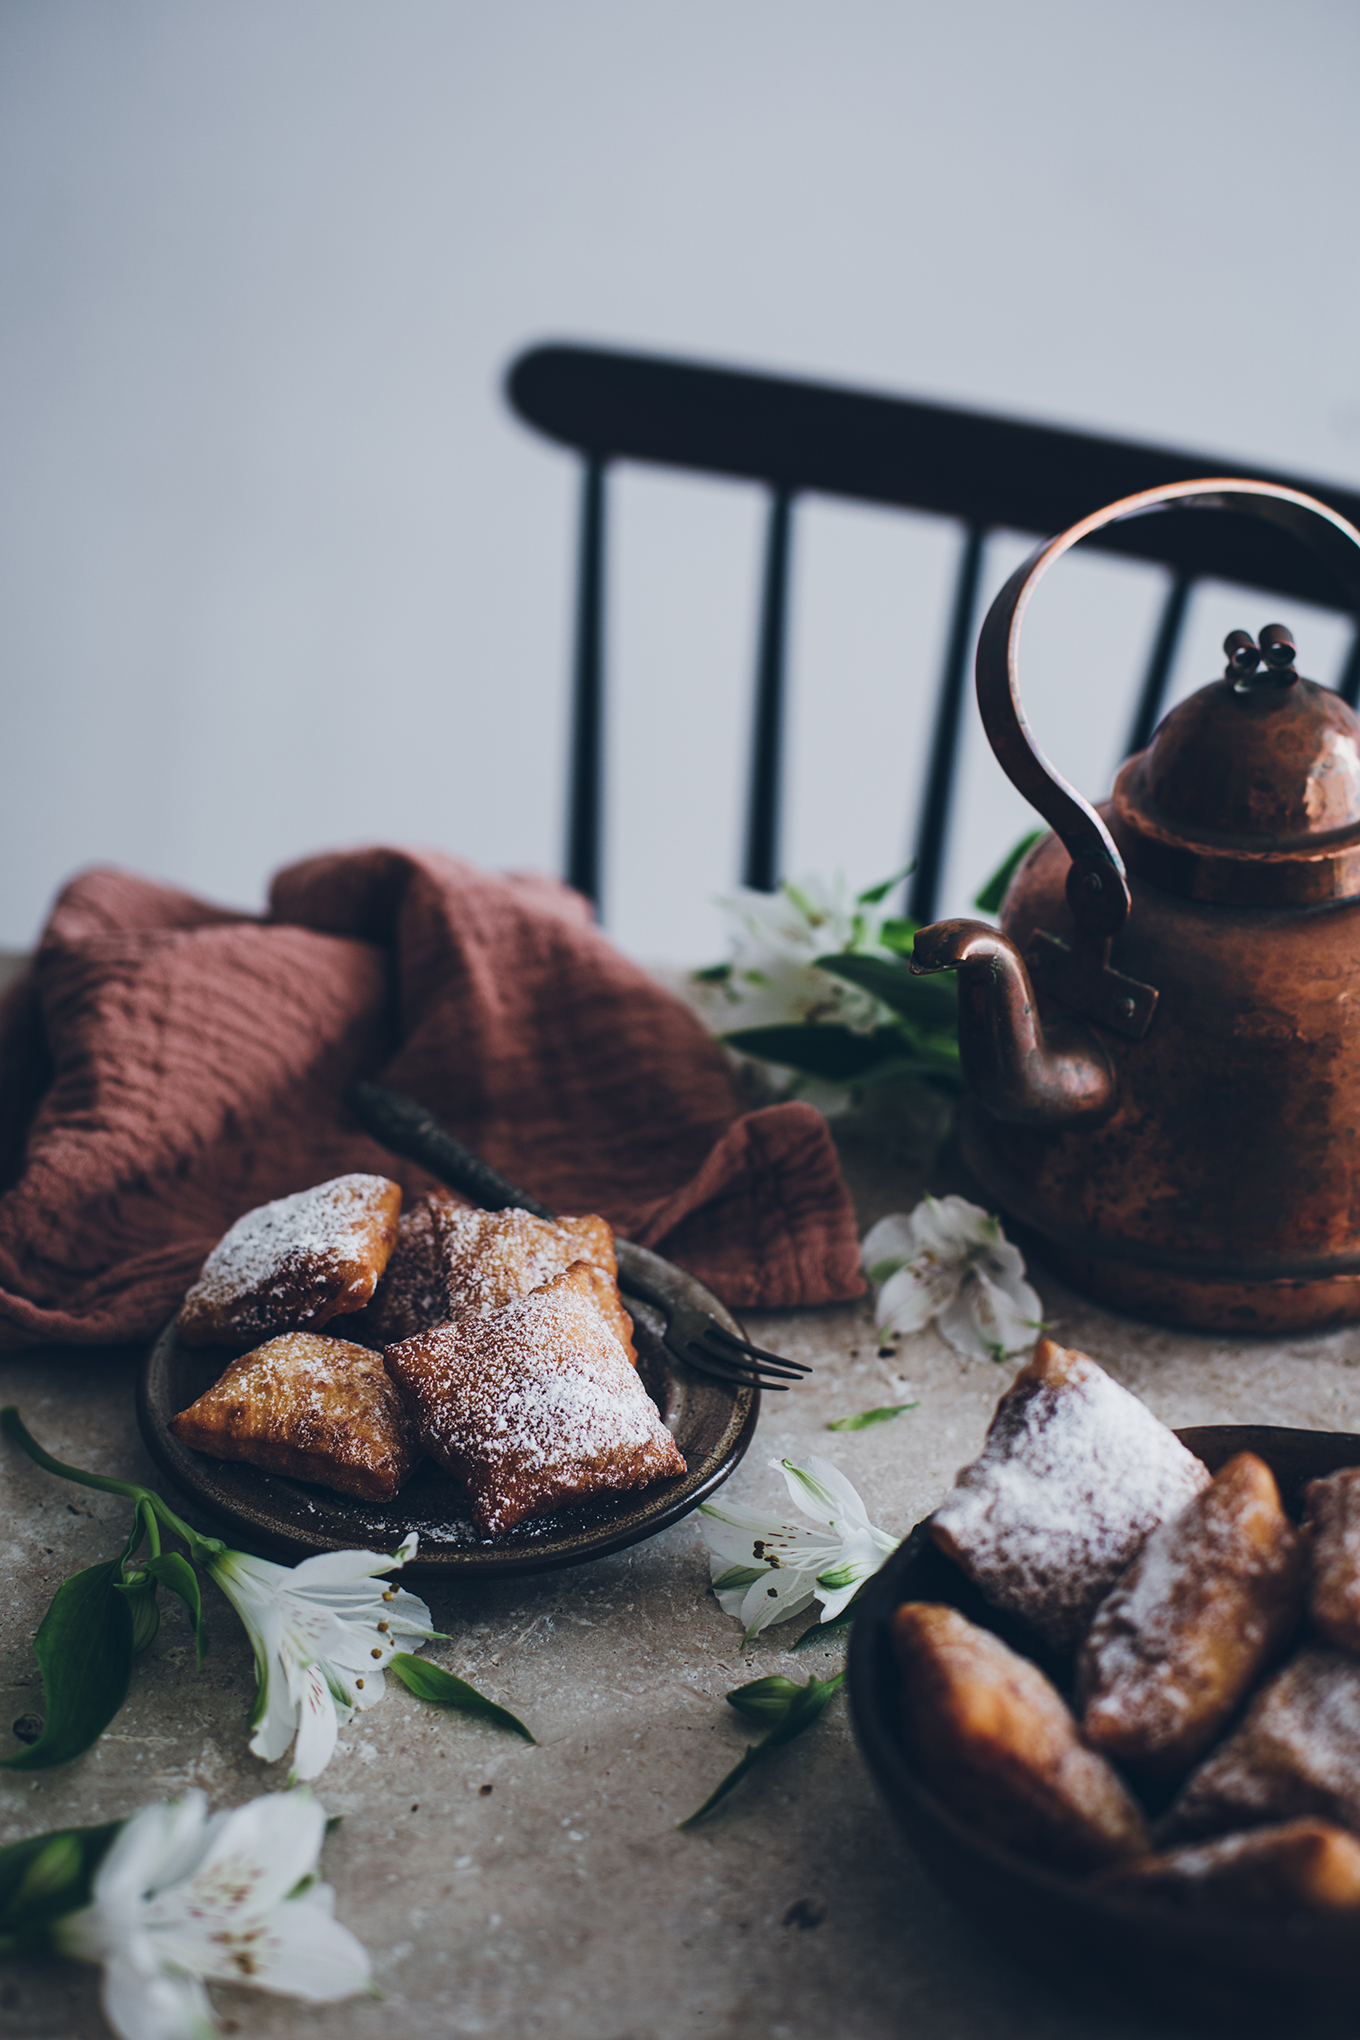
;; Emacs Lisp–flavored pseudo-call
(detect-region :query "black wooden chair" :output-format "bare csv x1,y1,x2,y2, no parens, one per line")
506,342,1360,924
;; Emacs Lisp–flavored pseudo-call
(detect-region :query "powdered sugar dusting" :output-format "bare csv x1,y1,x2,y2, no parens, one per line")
1167,1649,1360,1840
441,1207,612,1319
351,1201,633,1357
179,1173,399,1342
1079,1454,1302,1770
1305,1469,1360,1653
384,1263,683,1533
932,1342,1210,1651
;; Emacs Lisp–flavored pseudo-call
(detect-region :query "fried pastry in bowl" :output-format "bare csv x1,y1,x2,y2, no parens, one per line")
929,1336,1209,1651
1304,1467,1360,1654
1078,1451,1305,1779
178,1174,402,1348
1096,1818,1360,1916
891,1601,1147,1870
848,1415,1360,2030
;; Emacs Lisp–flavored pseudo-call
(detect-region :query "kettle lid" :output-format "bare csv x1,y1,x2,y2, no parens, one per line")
1113,624,1360,906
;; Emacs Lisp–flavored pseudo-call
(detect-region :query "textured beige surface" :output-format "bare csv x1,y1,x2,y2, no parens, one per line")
3,1110,1359,2039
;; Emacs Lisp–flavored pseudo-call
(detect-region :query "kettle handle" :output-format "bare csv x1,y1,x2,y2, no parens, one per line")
976,478,1360,946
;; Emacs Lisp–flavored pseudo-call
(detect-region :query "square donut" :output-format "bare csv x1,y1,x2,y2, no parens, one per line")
170,1330,420,1502
178,1174,402,1348
383,1261,683,1534
352,1197,635,1361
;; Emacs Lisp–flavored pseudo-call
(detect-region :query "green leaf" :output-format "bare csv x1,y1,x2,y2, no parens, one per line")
721,1022,907,1082
388,1654,536,1745
116,1575,160,1657
851,1052,961,1093
855,865,913,907
679,1671,845,1828
791,1600,861,1649
1,1561,134,1772
0,1820,122,1946
826,1402,920,1432
877,917,919,956
711,1565,768,1592
146,1552,208,1667
814,952,958,1024
724,1674,802,1726
973,830,1043,914
692,962,731,983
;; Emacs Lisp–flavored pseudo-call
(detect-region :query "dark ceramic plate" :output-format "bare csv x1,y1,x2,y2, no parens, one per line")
848,1425,1360,2035
136,1240,758,1579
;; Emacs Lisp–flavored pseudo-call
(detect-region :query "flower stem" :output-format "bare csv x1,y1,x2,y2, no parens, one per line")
0,1407,224,1563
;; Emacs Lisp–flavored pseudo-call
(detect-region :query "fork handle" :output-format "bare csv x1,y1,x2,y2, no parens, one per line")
349,1080,558,1222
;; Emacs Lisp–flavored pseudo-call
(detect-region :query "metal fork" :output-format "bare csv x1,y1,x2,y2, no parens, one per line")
349,1079,811,1392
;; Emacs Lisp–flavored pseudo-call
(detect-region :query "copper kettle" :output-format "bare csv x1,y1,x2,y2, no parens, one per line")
914,479,1360,1333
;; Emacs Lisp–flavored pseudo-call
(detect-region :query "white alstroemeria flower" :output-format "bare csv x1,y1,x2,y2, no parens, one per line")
55,1787,370,2040
699,1455,898,1644
862,1194,1042,1364
208,1533,437,1782
695,873,902,1036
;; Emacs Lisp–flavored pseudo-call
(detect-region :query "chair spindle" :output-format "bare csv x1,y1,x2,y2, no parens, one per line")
742,488,795,893
567,456,608,908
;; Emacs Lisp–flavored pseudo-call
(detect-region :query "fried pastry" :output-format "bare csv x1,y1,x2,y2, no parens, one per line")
891,1602,1148,1870
1163,1647,1360,1842
344,1189,461,1347
383,1260,683,1535
439,1205,636,1360
178,1174,402,1348
1303,1466,1360,1655
351,1199,636,1360
170,1331,419,1502
929,1337,1210,1651
1096,1818,1360,1915
1078,1452,1305,1778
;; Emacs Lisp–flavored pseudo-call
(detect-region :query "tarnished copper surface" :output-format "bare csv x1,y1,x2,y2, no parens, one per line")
912,920,1114,1128
918,479,1360,1332
1112,675,1360,906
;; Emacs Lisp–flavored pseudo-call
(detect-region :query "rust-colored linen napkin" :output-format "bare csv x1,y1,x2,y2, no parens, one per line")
0,848,863,1350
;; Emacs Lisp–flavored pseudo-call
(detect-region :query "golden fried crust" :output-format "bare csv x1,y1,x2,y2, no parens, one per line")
1163,1647,1360,1843
891,1602,1149,1871
440,1207,637,1362
1096,1819,1360,1915
178,1175,402,1348
351,1202,636,1362
929,1337,1210,1651
383,1262,683,1536
1304,1467,1360,1655
1078,1453,1305,1779
344,1190,461,1348
170,1332,420,1503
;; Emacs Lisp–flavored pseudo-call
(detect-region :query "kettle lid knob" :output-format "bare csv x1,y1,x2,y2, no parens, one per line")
1224,624,1298,690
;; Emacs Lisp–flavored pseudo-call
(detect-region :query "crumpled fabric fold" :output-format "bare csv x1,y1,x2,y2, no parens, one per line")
0,848,863,1349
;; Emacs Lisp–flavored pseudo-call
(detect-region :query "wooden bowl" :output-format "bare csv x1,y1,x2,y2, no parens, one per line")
847,1425,1360,2033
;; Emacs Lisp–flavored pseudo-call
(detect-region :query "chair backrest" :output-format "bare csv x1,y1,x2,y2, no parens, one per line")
507,341,1360,924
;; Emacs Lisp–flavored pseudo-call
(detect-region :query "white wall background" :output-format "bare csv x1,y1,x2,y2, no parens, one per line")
3,0,1360,960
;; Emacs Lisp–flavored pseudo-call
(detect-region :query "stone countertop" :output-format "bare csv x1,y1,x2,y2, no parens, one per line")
3,1109,1359,2040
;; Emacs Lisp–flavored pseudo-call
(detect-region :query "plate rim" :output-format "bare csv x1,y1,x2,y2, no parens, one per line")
136,1237,759,1578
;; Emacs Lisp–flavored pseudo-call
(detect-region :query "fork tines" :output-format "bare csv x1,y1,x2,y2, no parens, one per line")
705,1324,810,1375
683,1324,811,1391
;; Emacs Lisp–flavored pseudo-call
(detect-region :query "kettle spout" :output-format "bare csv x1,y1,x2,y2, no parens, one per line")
912,919,1116,1129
